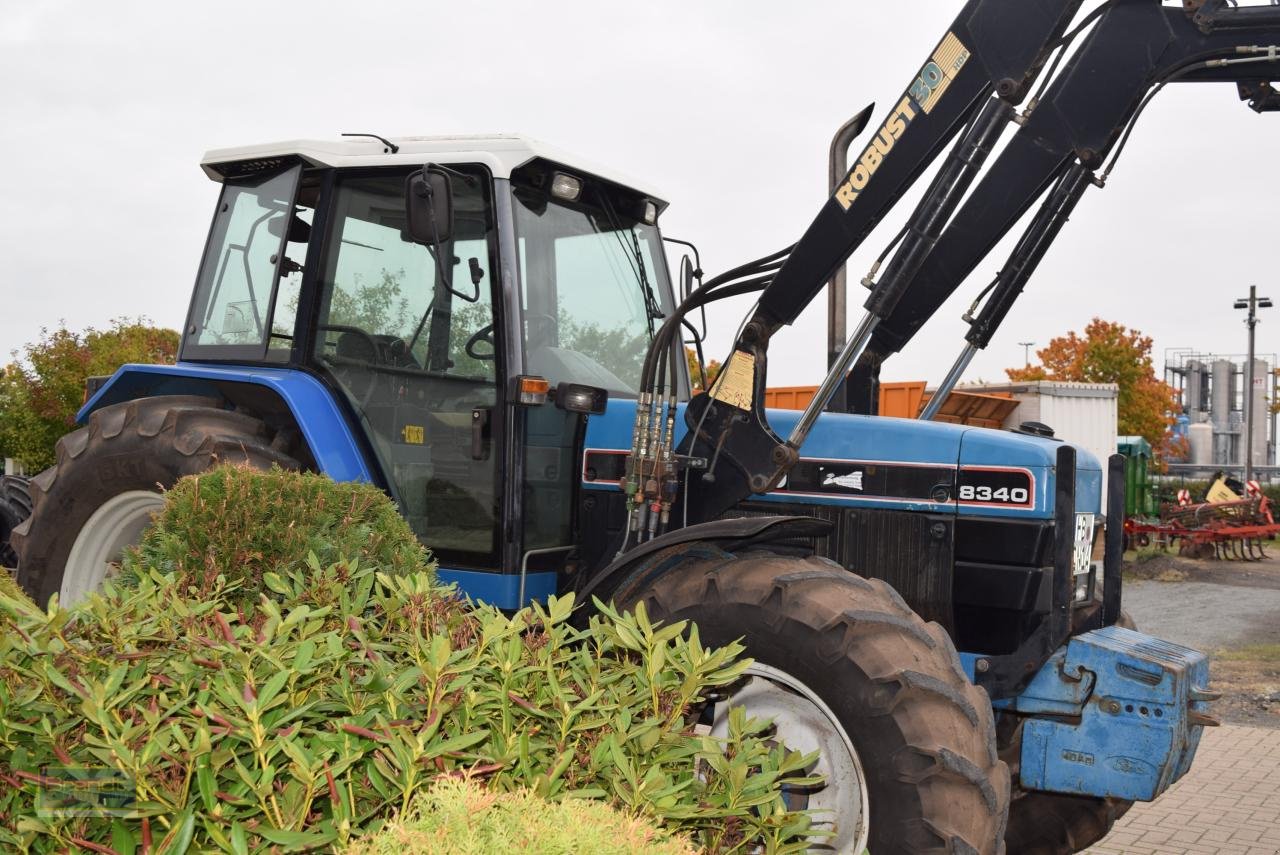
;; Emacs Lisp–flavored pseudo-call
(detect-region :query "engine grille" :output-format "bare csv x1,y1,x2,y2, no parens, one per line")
722,501,954,629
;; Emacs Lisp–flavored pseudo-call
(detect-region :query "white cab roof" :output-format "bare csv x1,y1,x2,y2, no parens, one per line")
200,133,667,204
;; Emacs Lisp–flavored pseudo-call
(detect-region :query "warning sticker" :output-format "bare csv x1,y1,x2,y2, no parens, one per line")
709,350,756,411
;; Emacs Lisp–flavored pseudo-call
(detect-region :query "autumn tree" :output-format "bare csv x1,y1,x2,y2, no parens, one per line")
1007,318,1177,458
0,319,179,471
686,346,723,392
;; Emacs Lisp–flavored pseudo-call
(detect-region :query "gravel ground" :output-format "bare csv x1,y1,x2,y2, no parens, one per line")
1120,554,1280,727
1122,577,1280,652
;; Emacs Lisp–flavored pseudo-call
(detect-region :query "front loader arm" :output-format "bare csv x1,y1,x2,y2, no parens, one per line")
676,1,1280,525
675,0,1086,523
868,1,1280,366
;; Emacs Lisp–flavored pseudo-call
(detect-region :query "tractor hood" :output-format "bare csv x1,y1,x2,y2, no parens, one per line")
581,400,1102,521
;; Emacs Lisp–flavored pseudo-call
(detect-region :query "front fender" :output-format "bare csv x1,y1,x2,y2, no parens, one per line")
576,515,834,605
79,363,374,483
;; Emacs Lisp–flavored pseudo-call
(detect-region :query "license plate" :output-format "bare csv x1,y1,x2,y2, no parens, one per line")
1073,513,1095,576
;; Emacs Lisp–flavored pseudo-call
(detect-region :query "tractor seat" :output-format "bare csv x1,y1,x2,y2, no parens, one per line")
335,331,377,363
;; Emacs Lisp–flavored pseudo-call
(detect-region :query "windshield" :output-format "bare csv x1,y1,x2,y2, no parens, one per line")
511,181,675,397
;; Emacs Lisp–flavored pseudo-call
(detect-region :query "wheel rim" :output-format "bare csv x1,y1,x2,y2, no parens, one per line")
710,662,870,853
61,490,165,606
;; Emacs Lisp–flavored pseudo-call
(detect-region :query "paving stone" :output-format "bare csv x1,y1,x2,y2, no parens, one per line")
1082,725,1280,855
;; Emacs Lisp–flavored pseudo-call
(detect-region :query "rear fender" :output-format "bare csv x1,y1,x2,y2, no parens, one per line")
576,515,834,607
79,363,374,483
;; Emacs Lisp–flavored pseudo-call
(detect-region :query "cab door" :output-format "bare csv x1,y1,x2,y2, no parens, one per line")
312,167,505,573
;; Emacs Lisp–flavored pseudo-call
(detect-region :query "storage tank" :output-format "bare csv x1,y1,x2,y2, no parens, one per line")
1212,359,1233,430
1189,422,1214,466
1185,360,1204,414
1250,358,1269,467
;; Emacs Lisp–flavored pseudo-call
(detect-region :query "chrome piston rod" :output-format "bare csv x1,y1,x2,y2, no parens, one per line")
788,311,880,449
920,343,978,420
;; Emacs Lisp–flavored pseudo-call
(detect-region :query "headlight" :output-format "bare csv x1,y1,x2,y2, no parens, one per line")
1074,562,1098,604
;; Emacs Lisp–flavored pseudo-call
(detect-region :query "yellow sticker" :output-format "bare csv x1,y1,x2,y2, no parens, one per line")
401,424,425,445
916,31,971,114
709,350,756,411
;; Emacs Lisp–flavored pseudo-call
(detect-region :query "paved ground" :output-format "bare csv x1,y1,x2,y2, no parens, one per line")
1085,724,1280,854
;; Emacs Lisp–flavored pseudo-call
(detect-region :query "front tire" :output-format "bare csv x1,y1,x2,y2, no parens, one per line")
12,396,301,607
614,547,1010,854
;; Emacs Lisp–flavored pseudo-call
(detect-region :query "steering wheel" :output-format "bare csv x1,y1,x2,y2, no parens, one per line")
319,324,381,364
465,324,497,361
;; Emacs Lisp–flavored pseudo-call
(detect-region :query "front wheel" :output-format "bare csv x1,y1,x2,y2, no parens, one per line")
614,547,1010,854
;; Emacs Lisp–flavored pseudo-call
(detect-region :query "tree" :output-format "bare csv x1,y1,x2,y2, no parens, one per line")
0,319,179,471
1007,318,1178,460
685,346,722,392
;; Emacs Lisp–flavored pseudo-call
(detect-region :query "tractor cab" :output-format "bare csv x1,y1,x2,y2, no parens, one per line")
180,136,678,601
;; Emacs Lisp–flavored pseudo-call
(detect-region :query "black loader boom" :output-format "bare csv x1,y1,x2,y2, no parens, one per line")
623,0,1280,530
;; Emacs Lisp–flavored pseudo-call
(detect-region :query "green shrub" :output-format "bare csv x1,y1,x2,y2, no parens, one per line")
0,571,29,607
0,560,817,853
347,777,696,855
122,464,430,604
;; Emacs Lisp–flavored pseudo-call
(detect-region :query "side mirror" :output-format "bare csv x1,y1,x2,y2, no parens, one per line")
679,255,695,303
555,383,609,415
405,167,453,244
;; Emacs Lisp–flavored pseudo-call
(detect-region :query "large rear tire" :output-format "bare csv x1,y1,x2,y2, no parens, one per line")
0,475,33,569
12,396,301,607
1000,610,1136,855
614,547,1010,854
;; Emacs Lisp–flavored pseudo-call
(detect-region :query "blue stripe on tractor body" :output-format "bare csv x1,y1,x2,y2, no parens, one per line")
435,568,558,609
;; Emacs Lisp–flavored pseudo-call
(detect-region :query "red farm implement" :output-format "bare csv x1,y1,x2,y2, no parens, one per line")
1125,495,1280,560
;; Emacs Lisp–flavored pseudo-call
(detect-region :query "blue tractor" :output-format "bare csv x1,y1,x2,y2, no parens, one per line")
12,0,1276,850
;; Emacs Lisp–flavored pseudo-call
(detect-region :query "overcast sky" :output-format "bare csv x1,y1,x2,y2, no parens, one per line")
2,1,1276,390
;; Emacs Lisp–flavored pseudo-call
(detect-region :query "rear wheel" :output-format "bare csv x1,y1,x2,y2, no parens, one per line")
0,475,33,569
614,547,1010,854
12,396,301,607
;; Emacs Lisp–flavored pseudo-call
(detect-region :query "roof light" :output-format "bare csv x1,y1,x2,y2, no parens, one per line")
550,172,582,201
642,200,658,225
516,375,551,406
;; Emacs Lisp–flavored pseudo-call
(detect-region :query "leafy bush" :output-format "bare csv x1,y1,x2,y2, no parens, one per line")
0,319,179,470
0,560,817,853
122,465,430,604
0,571,29,606
347,777,696,855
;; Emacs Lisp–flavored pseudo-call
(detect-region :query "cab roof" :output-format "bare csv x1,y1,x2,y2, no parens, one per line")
199,133,668,205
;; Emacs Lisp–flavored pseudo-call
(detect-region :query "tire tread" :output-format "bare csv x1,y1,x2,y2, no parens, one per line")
13,396,299,604
617,549,1009,854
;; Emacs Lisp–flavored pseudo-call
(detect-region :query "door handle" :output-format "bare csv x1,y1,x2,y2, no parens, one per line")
471,407,491,461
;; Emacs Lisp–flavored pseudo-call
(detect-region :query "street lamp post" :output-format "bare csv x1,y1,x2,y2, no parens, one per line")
1234,286,1272,483
1018,341,1035,367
